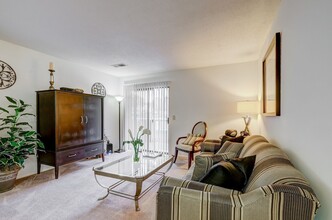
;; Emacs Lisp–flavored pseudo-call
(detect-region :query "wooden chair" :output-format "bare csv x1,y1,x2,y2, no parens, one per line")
173,121,207,169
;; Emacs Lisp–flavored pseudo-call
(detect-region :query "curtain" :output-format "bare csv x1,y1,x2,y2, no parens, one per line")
124,81,170,154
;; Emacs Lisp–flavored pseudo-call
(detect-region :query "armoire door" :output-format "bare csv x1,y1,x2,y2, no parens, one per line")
83,95,103,143
57,92,85,149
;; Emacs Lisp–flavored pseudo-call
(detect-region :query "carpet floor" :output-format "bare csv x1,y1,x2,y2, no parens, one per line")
0,152,188,220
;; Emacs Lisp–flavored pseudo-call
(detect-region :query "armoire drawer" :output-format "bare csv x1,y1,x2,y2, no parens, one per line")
84,143,104,158
57,148,85,165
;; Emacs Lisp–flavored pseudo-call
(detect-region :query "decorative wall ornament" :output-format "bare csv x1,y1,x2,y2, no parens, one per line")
0,60,16,90
91,82,106,97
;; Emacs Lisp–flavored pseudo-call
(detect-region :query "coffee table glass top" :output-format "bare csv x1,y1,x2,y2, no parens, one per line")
93,154,173,179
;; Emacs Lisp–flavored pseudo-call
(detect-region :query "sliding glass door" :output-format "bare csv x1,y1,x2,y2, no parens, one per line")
124,82,169,154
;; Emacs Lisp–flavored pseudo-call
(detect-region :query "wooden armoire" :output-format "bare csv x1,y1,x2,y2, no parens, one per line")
36,90,104,179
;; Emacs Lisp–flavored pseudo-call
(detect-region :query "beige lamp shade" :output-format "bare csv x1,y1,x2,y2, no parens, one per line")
237,101,259,114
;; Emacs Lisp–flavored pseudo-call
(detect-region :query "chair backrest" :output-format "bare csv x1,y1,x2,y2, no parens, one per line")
192,121,207,138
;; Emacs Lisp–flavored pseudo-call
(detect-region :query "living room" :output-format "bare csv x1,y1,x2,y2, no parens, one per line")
0,1,331,219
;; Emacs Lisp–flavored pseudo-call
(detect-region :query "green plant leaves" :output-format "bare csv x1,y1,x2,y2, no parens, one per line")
0,96,44,169
21,113,35,117
6,96,17,104
16,122,32,128
0,107,9,113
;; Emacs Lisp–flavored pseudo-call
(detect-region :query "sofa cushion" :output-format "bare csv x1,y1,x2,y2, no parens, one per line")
216,141,244,156
191,151,236,181
220,135,244,148
199,155,256,191
200,140,221,153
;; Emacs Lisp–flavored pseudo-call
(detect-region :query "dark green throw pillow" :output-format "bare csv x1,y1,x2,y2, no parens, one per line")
199,155,256,191
191,151,236,181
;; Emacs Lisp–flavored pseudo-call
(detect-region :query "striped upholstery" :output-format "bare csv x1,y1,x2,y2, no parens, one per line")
157,135,320,220
240,135,314,194
200,140,222,153
216,141,244,156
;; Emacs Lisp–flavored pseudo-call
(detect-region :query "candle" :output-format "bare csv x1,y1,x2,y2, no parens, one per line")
49,62,54,70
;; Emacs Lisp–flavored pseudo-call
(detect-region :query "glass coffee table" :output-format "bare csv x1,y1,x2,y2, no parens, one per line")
93,153,173,211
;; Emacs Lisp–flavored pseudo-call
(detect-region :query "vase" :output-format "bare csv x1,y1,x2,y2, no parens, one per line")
133,145,140,162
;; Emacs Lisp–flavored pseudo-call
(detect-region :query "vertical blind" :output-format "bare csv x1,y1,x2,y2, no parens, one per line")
124,81,170,154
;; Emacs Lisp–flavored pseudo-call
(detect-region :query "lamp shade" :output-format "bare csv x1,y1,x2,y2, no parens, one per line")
114,95,124,102
237,101,259,114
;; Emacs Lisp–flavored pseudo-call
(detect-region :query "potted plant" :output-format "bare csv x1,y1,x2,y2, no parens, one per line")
0,96,44,193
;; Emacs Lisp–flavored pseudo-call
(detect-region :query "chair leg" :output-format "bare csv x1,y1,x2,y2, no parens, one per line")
173,148,179,163
188,152,193,169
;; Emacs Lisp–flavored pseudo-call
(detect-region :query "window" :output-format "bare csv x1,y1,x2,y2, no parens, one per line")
124,81,170,154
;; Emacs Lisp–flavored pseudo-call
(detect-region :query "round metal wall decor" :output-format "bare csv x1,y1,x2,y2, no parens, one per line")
0,60,16,90
91,82,106,97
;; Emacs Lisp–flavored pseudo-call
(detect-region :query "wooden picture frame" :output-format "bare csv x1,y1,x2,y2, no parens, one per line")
262,32,281,116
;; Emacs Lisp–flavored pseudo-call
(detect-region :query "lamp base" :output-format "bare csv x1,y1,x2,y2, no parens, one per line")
241,115,251,136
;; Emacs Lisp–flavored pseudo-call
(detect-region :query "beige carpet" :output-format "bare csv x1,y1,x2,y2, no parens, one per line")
0,153,188,220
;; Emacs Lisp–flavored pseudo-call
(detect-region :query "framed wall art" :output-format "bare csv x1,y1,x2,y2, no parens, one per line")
262,32,281,116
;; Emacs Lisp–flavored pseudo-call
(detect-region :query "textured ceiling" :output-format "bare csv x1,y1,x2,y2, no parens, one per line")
0,0,280,77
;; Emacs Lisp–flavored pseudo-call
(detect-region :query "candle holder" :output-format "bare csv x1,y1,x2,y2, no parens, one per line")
49,69,55,90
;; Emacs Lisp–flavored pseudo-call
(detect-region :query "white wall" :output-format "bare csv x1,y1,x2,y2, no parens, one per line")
124,61,259,155
259,1,332,219
0,39,121,178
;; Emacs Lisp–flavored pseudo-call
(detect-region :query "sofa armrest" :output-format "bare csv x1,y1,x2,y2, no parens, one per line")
157,186,236,220
157,177,320,220
260,184,320,210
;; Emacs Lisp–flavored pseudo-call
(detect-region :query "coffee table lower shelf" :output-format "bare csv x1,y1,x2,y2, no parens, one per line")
94,171,165,211
93,154,173,211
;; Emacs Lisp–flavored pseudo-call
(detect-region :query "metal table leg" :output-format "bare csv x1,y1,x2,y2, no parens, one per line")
134,178,143,211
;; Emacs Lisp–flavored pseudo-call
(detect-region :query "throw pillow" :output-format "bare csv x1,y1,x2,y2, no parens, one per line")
199,155,256,191
229,156,256,186
183,134,202,145
191,151,237,181
182,134,193,145
216,141,244,156
200,141,222,153
188,135,203,145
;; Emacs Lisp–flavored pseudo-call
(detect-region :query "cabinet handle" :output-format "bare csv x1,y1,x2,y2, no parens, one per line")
68,154,77,158
85,116,89,124
90,148,98,152
80,116,84,124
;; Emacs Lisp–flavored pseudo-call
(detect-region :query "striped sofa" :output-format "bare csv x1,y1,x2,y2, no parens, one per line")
156,135,320,220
